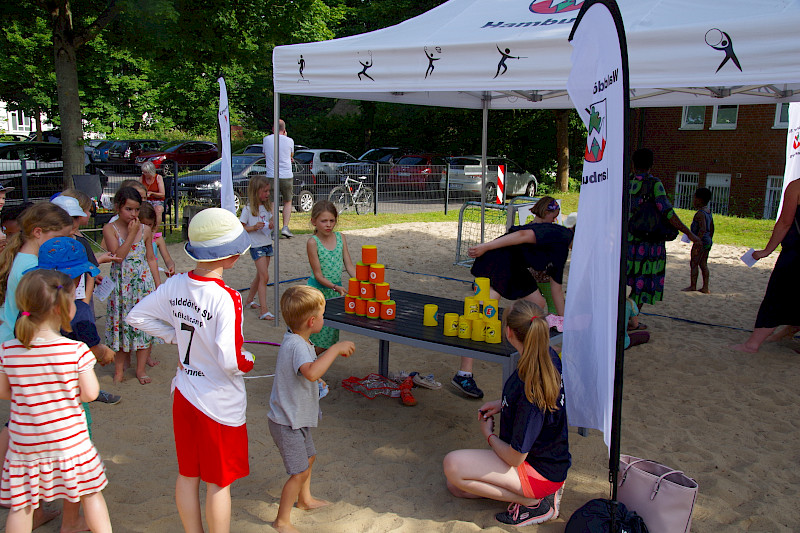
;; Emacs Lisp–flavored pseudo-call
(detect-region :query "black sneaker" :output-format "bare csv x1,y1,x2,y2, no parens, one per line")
450,374,484,398
94,390,121,405
495,500,554,527
546,485,564,519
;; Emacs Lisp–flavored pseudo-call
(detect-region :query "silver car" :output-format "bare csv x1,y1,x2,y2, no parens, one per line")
441,156,538,200
293,149,357,185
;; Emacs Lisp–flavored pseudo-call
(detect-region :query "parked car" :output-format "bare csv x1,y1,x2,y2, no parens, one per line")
336,146,408,183
441,156,538,200
91,140,113,165
293,149,357,185
104,139,166,172
0,142,89,201
241,143,310,155
25,129,61,143
387,153,449,191
136,140,219,178
177,154,317,213
84,139,107,172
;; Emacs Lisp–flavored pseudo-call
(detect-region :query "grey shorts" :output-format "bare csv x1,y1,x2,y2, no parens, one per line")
274,178,293,203
268,418,316,475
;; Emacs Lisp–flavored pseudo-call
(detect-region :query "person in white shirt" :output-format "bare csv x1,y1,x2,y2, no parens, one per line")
263,119,295,238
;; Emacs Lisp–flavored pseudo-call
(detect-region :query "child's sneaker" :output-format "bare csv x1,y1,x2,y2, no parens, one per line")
547,485,564,519
451,373,484,398
94,390,121,405
495,500,554,527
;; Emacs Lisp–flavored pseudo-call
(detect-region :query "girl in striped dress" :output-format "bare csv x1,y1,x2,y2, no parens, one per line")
0,269,111,533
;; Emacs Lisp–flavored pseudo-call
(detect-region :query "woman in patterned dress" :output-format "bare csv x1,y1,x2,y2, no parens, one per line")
627,148,698,309
306,201,356,354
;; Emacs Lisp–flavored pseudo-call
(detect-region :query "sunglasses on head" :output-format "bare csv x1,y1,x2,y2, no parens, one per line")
547,200,560,211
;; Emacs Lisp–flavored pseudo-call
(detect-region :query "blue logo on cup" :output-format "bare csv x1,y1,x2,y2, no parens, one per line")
484,305,497,319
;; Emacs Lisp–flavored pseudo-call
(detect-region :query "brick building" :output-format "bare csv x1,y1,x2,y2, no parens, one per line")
630,103,790,219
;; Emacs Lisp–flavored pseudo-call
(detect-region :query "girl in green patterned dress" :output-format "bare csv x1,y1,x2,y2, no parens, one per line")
306,201,356,354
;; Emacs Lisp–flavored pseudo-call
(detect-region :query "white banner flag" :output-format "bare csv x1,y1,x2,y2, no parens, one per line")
564,2,627,451
778,102,800,219
218,78,235,214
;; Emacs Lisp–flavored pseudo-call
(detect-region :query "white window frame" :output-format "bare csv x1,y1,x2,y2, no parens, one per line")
674,172,699,210
764,175,784,219
710,105,738,130
705,173,731,215
680,106,705,130
773,103,790,129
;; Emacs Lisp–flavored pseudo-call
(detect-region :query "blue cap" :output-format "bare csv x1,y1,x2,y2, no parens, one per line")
36,237,101,279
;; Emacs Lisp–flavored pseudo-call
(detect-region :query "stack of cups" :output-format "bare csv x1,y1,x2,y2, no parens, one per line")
351,245,396,320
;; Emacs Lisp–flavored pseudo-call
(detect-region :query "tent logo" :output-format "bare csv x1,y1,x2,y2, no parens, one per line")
530,0,583,14
424,46,441,79
793,133,800,150
357,51,375,81
584,100,606,163
705,28,742,73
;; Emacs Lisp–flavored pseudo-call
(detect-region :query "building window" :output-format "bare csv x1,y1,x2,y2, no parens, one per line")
764,175,784,219
774,103,790,129
710,105,738,130
674,172,699,209
705,173,731,215
680,106,705,130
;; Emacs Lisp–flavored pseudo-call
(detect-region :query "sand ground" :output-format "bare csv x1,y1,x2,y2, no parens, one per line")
6,221,799,532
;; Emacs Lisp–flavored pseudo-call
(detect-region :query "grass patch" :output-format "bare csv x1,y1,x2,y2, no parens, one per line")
163,191,773,250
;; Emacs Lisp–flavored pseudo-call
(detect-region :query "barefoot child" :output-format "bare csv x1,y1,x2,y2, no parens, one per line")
240,175,275,320
306,201,356,355
126,208,255,533
682,187,714,294
0,269,112,533
102,186,160,385
268,285,355,533
139,201,176,278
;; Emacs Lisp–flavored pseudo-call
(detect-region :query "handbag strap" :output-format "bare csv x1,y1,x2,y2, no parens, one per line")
619,458,694,500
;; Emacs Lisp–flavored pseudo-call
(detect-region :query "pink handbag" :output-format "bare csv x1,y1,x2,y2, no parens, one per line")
617,454,698,533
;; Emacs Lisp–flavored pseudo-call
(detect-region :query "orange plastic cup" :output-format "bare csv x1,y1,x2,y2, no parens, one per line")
362,245,378,265
369,263,385,283
356,262,370,282
355,298,367,316
360,281,375,299
366,299,380,319
345,295,357,314
380,300,396,320
347,278,360,297
374,282,390,301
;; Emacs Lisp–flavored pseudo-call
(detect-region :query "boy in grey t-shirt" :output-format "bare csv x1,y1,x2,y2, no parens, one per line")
267,285,355,532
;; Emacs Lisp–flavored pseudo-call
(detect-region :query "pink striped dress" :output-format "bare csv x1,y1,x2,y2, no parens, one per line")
0,337,107,509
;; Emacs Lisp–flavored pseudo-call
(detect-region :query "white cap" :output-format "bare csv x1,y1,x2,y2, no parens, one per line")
184,208,251,262
52,194,86,217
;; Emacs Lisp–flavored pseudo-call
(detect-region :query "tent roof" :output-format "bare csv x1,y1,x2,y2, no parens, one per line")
273,0,800,109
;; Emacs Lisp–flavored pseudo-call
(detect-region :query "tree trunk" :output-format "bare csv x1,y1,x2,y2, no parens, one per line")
554,109,570,192
35,113,42,142
51,2,84,188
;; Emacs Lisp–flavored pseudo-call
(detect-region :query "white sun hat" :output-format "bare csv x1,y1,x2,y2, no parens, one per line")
184,208,251,262
563,212,578,229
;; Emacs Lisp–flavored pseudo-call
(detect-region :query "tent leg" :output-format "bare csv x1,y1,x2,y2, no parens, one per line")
480,93,489,243
273,93,281,325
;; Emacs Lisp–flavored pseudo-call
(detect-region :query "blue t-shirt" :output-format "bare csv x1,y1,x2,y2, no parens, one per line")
0,253,38,343
64,300,101,349
624,299,639,349
690,207,714,247
499,347,571,482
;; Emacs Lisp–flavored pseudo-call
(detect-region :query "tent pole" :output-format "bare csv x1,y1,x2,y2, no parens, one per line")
273,93,281,325
480,93,489,243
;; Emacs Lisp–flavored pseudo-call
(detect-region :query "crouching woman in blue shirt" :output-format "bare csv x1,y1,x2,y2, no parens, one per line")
443,299,570,527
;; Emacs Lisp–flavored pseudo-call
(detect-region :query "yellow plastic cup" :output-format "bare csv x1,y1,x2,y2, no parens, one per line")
458,315,473,339
443,313,459,336
485,319,502,343
471,317,485,342
464,296,480,317
423,304,439,327
482,299,499,321
474,277,491,302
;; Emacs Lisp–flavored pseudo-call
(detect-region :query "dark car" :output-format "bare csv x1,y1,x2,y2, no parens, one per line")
104,139,166,172
336,147,408,183
177,154,317,213
387,153,449,191
0,142,89,202
136,140,219,178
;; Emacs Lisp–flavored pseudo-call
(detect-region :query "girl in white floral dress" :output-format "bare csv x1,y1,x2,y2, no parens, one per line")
103,187,161,384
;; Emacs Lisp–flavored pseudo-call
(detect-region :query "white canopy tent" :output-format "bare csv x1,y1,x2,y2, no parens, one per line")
269,0,800,317
273,0,800,109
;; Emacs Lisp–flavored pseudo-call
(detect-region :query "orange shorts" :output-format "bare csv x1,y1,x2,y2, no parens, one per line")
516,462,564,499
173,388,249,487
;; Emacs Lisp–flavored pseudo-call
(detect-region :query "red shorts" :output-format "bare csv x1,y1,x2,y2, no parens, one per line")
517,462,564,499
172,388,249,487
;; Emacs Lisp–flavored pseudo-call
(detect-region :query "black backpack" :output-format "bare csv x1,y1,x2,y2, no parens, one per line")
565,499,649,533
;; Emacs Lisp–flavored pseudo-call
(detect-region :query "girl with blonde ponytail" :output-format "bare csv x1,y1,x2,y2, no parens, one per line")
443,299,570,527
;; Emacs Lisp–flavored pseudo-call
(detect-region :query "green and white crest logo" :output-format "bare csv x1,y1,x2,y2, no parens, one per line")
584,99,606,163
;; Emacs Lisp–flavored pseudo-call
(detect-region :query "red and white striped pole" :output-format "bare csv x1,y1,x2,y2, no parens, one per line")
496,164,505,204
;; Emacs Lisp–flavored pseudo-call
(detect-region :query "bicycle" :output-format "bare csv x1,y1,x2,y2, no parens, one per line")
328,175,374,214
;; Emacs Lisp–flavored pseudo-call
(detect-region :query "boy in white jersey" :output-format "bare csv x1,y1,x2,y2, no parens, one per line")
126,208,254,533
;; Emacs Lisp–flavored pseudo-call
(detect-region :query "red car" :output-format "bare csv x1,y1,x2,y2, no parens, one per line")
386,153,449,191
135,140,219,177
